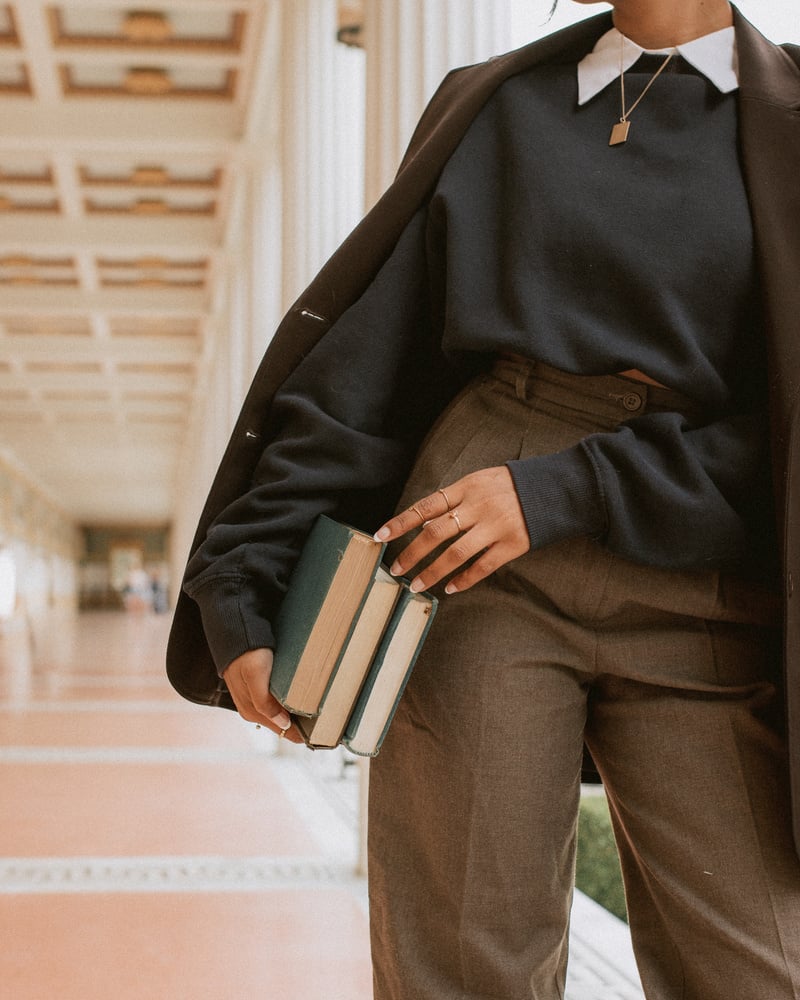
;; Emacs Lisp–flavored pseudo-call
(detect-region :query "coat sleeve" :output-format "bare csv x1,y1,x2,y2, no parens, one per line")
182,207,463,675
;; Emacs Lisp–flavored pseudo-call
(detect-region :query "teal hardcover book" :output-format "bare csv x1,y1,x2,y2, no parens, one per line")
341,584,437,757
269,516,385,717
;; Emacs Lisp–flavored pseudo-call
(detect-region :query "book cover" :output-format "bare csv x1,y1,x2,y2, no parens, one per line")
341,585,437,757
269,515,385,717
296,567,402,748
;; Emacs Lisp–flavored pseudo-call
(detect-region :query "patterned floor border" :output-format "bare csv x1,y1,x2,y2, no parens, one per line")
0,746,270,764
0,855,366,896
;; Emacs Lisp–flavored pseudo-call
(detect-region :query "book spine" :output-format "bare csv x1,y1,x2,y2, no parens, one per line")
301,574,402,746
342,587,437,756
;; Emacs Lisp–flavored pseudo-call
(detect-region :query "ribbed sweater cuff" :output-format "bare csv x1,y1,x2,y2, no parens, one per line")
506,444,607,550
184,574,276,677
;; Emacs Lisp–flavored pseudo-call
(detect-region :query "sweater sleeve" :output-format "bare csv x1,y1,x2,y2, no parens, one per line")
507,407,773,572
182,208,462,675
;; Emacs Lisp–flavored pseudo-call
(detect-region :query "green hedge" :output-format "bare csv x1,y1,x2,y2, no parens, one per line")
575,795,628,922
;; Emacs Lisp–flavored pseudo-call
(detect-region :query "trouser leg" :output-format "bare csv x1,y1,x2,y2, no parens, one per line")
369,578,588,1000
586,617,800,1000
368,363,594,1000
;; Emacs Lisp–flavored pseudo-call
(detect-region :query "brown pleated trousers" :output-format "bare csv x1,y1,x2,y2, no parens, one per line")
368,359,800,1000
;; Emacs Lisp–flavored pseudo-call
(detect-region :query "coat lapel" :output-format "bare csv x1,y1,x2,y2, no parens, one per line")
736,9,800,454
735,8,800,850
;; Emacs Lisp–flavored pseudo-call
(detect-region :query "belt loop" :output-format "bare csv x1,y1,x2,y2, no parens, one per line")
515,367,528,401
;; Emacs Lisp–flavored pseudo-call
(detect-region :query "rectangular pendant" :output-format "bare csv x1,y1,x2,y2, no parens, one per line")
609,120,630,146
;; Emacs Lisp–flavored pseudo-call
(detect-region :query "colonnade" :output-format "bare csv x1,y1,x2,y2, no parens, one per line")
170,0,530,591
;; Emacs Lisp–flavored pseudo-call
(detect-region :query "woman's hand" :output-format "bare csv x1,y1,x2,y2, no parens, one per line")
375,466,530,595
223,648,304,743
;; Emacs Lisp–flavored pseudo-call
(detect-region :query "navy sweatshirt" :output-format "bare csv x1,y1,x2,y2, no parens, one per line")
184,54,775,676
433,53,769,566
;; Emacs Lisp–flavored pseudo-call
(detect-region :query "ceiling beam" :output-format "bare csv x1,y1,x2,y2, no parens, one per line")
0,285,208,312
0,104,246,146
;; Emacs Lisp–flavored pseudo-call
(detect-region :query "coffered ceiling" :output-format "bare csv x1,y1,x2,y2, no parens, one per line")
0,1,274,526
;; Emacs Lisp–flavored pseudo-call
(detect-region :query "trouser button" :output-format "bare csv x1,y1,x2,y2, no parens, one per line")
622,391,643,411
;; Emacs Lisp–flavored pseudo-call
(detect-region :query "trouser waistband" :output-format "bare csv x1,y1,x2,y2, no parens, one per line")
492,355,710,425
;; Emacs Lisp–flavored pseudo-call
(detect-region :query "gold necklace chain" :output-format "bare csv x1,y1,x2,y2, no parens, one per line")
610,35,675,146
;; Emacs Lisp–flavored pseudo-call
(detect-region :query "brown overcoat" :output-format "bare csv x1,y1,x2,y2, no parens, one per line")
167,10,800,847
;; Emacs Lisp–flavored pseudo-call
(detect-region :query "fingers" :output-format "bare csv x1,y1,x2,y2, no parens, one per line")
375,467,530,595
374,486,452,542
441,538,527,594
222,648,304,743
388,506,468,586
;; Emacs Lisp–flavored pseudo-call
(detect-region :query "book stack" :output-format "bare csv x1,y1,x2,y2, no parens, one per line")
270,515,437,756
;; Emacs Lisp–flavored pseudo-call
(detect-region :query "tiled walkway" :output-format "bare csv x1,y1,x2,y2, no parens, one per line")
0,610,644,999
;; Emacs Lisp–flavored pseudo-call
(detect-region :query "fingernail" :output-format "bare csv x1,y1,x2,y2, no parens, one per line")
271,710,291,729
374,526,390,541
409,578,424,594
389,561,402,576
445,583,458,595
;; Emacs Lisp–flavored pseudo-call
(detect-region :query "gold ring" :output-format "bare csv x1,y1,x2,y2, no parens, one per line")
278,725,289,740
438,487,453,511
411,504,426,526
449,509,462,532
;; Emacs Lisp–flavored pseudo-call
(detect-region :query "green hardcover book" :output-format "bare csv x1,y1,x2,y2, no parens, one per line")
269,515,385,717
295,567,402,749
341,584,437,757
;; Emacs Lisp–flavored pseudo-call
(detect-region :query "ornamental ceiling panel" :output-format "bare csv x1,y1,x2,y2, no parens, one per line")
0,6,18,45
0,61,30,92
0,157,54,182
59,64,237,99
79,162,222,187
49,6,246,49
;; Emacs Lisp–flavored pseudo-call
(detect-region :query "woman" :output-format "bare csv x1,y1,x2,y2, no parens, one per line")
168,1,800,996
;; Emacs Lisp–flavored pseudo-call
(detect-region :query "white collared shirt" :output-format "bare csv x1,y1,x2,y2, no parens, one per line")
577,25,739,106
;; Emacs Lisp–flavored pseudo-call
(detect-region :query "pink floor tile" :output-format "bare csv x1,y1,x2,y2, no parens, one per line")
0,761,321,857
1,890,372,1000
0,707,252,749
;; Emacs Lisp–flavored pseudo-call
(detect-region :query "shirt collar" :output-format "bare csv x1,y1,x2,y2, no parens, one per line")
577,25,738,106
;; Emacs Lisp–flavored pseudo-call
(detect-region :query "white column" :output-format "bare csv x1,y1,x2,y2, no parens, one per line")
245,159,284,369
332,39,367,247
227,272,247,430
239,5,364,361
363,0,514,208
280,0,342,310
